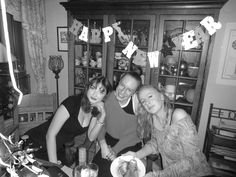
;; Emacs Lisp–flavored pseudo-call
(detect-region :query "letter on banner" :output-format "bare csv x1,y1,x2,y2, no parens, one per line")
102,26,113,42
90,28,102,43
69,19,83,35
147,51,159,68
194,26,207,44
133,49,147,67
182,30,198,50
79,26,88,42
122,42,138,59
200,16,221,35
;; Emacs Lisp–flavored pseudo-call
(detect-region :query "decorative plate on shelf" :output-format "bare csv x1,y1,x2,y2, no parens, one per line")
110,155,146,177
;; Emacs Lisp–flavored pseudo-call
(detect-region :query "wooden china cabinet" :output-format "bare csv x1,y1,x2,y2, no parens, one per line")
61,0,227,128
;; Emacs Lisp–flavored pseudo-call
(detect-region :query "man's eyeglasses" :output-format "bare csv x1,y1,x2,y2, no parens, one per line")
117,82,135,95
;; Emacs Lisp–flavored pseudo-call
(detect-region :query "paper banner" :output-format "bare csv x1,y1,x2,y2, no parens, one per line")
133,49,147,67
68,16,221,67
69,19,83,36
79,26,88,42
122,41,138,59
90,28,102,43
182,30,198,50
200,16,222,35
148,51,160,68
102,26,113,42
194,26,208,44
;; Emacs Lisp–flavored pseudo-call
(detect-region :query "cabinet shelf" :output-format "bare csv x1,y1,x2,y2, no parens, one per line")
115,44,148,50
174,101,193,107
172,49,202,52
113,69,129,73
75,65,102,70
74,42,103,46
159,74,198,80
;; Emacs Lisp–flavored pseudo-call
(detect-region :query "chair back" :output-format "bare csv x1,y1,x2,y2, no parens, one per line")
17,93,57,135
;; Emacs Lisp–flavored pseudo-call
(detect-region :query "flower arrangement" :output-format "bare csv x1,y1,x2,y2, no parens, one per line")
0,133,49,177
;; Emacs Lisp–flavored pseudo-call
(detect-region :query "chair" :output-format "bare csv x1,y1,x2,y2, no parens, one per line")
16,93,57,135
203,103,236,176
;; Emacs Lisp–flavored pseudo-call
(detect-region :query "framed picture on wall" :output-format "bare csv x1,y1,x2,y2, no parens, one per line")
57,26,68,52
217,23,236,85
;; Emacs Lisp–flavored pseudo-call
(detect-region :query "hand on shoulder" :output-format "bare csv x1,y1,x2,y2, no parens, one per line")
172,108,188,124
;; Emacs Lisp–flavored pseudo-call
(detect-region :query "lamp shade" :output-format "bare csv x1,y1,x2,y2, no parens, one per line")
48,55,64,74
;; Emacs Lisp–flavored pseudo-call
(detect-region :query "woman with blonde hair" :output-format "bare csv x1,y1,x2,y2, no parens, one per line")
125,85,213,177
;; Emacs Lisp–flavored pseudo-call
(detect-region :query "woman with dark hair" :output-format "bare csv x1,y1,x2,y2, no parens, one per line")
24,76,112,165
125,85,213,177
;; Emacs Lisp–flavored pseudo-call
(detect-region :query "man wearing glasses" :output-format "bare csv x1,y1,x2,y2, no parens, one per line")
92,72,142,177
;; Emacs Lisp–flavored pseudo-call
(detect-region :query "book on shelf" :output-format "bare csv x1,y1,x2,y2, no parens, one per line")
224,156,236,162
209,156,236,173
211,145,236,159
212,125,236,138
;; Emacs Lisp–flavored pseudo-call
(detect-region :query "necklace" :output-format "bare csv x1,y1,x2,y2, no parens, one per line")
154,108,172,130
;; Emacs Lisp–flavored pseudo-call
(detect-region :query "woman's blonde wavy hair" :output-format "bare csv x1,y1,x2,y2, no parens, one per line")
136,85,172,141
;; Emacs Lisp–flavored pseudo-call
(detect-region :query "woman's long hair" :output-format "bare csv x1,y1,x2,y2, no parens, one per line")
81,76,112,113
136,85,172,141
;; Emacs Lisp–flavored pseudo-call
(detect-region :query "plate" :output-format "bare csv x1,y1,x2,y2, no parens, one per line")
110,155,146,177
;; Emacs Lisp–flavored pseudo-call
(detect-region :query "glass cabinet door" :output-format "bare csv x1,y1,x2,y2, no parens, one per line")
73,18,105,94
157,15,210,124
111,15,155,88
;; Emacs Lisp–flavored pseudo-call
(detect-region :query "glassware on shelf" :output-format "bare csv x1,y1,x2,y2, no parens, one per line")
187,66,199,78
95,52,102,68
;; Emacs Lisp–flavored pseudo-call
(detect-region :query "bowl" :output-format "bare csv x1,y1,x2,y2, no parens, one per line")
187,66,199,78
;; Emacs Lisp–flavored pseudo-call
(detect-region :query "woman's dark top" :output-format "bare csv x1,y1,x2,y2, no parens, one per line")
25,94,88,151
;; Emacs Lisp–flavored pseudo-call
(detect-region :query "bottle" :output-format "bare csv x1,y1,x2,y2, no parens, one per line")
21,134,29,150
78,147,87,166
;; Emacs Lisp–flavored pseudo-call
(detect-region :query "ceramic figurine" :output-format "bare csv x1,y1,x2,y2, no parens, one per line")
95,51,102,68
118,58,129,70
81,51,88,66
75,58,81,66
90,59,97,67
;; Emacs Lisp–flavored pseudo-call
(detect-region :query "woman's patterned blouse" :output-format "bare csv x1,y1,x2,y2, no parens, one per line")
144,115,212,177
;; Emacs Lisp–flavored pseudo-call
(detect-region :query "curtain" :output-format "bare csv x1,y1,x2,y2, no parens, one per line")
4,0,48,93
21,0,48,93
6,0,21,22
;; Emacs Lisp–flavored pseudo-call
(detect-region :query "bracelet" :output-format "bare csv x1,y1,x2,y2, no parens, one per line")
57,160,62,165
97,119,104,125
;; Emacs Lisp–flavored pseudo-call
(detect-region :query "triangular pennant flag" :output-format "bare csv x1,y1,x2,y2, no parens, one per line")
122,42,138,59
132,49,147,67
200,16,221,35
69,19,83,36
147,51,159,68
182,30,198,50
79,26,89,42
102,26,113,42
90,28,102,43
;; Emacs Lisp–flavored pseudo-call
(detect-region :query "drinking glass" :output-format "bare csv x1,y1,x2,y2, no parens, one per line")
73,164,88,177
87,163,99,177
73,163,99,177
